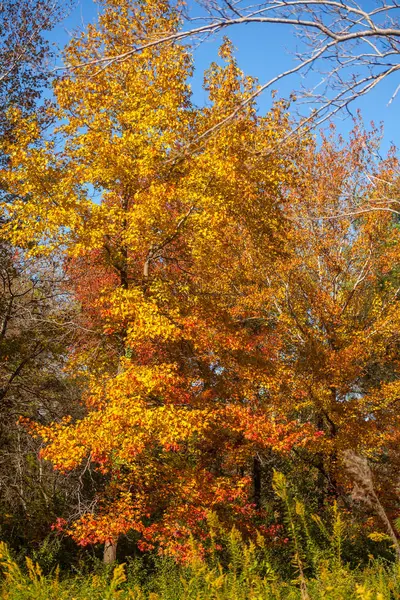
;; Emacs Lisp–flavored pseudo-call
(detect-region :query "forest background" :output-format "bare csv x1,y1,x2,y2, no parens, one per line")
1,1,400,598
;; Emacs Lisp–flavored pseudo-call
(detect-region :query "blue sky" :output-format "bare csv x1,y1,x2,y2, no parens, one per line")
48,0,400,154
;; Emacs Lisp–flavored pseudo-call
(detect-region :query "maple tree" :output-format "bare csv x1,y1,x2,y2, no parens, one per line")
1,0,400,564
1,0,319,560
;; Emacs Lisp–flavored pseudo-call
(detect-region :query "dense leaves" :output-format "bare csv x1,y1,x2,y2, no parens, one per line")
1,0,400,565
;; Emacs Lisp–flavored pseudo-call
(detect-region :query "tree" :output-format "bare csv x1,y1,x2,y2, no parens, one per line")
64,0,400,148
0,0,73,152
269,123,400,514
0,0,86,554
0,245,87,550
1,0,320,561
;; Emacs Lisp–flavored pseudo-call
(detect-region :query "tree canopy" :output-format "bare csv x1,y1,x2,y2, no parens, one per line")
1,0,400,566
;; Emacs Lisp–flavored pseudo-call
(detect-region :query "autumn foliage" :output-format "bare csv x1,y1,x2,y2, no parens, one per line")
1,0,400,562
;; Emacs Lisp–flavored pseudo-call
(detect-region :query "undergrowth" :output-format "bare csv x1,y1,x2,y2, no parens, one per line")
1,472,399,599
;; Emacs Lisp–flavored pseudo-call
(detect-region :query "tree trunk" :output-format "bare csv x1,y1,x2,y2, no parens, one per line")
253,455,262,509
103,539,117,564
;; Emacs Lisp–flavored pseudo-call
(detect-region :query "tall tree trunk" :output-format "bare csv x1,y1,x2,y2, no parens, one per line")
103,196,129,564
315,413,327,509
253,455,262,509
